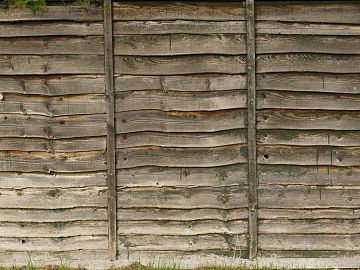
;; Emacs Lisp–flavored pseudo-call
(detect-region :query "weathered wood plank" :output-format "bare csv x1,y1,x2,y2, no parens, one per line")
0,94,105,116
115,55,246,75
257,110,360,130
0,36,104,55
0,221,108,238
258,130,360,147
0,171,106,188
118,186,248,209
257,21,360,36
118,220,247,235
0,22,103,37
115,75,246,92
116,110,246,133
257,91,360,111
258,250,360,259
114,21,246,35
258,164,360,186
259,208,360,220
0,55,104,75
113,2,245,21
0,236,108,252
259,234,360,251
0,208,107,222
0,114,106,139
0,5,103,21
257,34,360,54
118,234,247,251
115,90,247,112
259,219,360,234
114,34,246,55
0,187,107,209
116,130,247,149
256,3,360,24
118,208,248,222
256,73,360,94
259,186,360,208
116,145,247,169
0,151,106,172
257,54,360,74
258,145,360,167
0,75,105,95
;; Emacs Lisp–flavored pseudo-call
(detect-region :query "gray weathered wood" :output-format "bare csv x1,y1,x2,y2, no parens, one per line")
114,21,246,35
115,75,247,92
115,55,246,75
115,90,247,112
0,55,104,75
0,22,103,37
0,114,106,139
257,110,360,130
116,145,247,169
118,186,248,209
115,110,246,133
116,130,247,149
114,34,246,55
113,2,245,21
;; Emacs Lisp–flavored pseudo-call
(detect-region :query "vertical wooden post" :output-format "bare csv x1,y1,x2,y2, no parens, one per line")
104,0,117,261
246,0,258,260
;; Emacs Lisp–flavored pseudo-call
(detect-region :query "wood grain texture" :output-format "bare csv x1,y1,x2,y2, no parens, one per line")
257,21,360,36
115,90,247,112
114,34,246,56
257,34,360,54
0,5,103,21
0,94,105,116
0,75,105,95
259,186,360,209
256,3,360,24
257,91,360,111
0,151,106,173
0,55,104,75
114,21,246,35
115,55,246,75
115,75,246,92
257,73,360,94
0,36,104,55
0,171,106,188
257,54,360,74
116,130,247,148
0,114,106,139
257,110,360,130
258,165,360,186
116,145,247,169
115,110,246,133
0,187,107,209
0,22,103,37
258,130,360,147
118,186,248,209
113,2,245,21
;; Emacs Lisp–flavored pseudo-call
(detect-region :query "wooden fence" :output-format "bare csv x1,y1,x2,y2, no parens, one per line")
0,0,359,268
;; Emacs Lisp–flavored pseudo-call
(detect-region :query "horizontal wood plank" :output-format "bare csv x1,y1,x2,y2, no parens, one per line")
116,130,247,148
0,151,106,172
115,90,247,112
114,21,246,35
118,186,248,209
257,110,360,130
115,55,246,75
114,34,246,55
0,114,106,139
257,54,360,74
116,110,246,133
115,75,246,92
0,55,104,75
